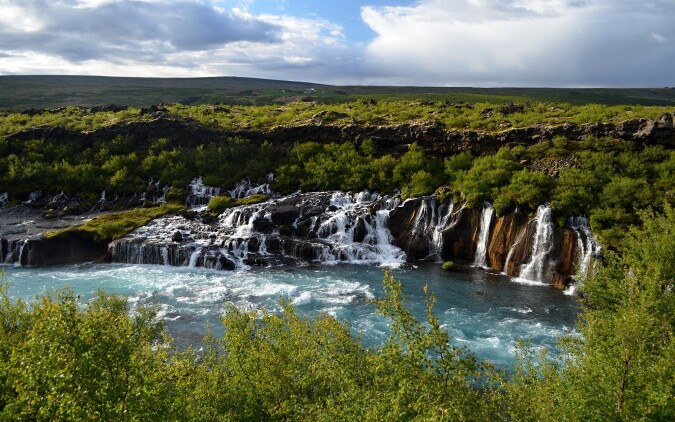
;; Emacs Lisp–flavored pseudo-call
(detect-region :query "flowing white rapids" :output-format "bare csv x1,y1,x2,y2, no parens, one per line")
565,216,602,295
473,203,494,269
405,197,456,261
186,177,221,208
109,190,406,269
228,178,273,200
2,263,582,372
518,205,554,283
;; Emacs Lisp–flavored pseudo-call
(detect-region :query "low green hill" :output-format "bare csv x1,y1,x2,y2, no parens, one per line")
2,75,675,109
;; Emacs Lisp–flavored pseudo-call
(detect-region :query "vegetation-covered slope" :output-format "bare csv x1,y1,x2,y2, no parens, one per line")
1,101,673,247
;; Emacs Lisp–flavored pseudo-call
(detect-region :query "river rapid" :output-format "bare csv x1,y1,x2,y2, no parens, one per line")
2,262,580,370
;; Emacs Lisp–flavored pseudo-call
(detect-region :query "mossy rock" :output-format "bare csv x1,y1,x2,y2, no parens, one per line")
441,261,459,271
45,203,183,244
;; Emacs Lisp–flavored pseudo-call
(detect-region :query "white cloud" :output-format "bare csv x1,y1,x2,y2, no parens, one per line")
650,33,668,44
0,0,673,86
0,0,355,83
359,0,675,86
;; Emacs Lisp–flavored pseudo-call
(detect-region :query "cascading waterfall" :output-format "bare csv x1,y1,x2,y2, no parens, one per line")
20,191,42,206
229,179,272,200
108,190,406,269
405,197,456,261
186,177,221,208
568,216,601,279
565,216,602,295
2,239,28,266
139,178,168,203
519,205,554,283
430,201,455,259
312,192,405,265
410,198,434,241
473,203,494,269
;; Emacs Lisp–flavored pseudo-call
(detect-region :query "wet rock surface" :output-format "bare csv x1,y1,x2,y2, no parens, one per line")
2,190,601,290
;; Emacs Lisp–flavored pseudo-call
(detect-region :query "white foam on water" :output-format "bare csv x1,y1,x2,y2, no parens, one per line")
292,291,313,306
510,277,550,287
3,263,580,371
510,307,533,314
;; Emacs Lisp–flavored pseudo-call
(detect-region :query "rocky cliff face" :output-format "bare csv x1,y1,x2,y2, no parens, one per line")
7,112,675,158
387,198,596,288
1,190,599,289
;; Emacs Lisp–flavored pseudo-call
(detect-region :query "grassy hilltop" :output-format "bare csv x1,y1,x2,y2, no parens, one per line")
2,75,675,109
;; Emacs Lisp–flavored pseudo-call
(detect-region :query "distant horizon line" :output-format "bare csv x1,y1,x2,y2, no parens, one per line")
0,74,672,90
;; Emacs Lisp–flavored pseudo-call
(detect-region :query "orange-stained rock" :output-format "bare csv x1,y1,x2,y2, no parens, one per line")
502,220,537,277
486,211,529,272
556,228,576,281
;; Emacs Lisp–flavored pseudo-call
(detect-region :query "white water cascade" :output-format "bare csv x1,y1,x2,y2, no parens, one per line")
186,177,221,208
568,216,601,279
519,205,554,283
473,203,494,269
108,190,407,270
312,192,405,266
430,201,455,259
565,216,602,295
406,197,456,261
228,175,273,200
1,239,27,266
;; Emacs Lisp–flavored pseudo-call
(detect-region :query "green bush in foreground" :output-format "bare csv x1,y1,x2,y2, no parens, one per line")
0,207,672,420
498,204,675,421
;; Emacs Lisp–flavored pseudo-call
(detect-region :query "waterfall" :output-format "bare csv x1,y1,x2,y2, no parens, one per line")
0,192,8,208
108,190,406,270
429,201,454,259
188,249,201,267
473,203,494,269
0,239,28,265
0,239,30,267
49,191,68,205
519,205,554,283
16,241,25,266
404,197,456,261
314,192,405,265
186,177,221,208
568,216,601,279
228,179,272,200
27,191,42,204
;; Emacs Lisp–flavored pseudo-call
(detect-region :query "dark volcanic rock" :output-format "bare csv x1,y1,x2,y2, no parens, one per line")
439,206,481,261
388,198,430,259
21,236,108,266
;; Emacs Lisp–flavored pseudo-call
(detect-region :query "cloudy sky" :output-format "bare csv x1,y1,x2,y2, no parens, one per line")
0,0,673,86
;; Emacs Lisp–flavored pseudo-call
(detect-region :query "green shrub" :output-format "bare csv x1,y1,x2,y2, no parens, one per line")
207,195,237,214
236,194,270,206
441,261,458,271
